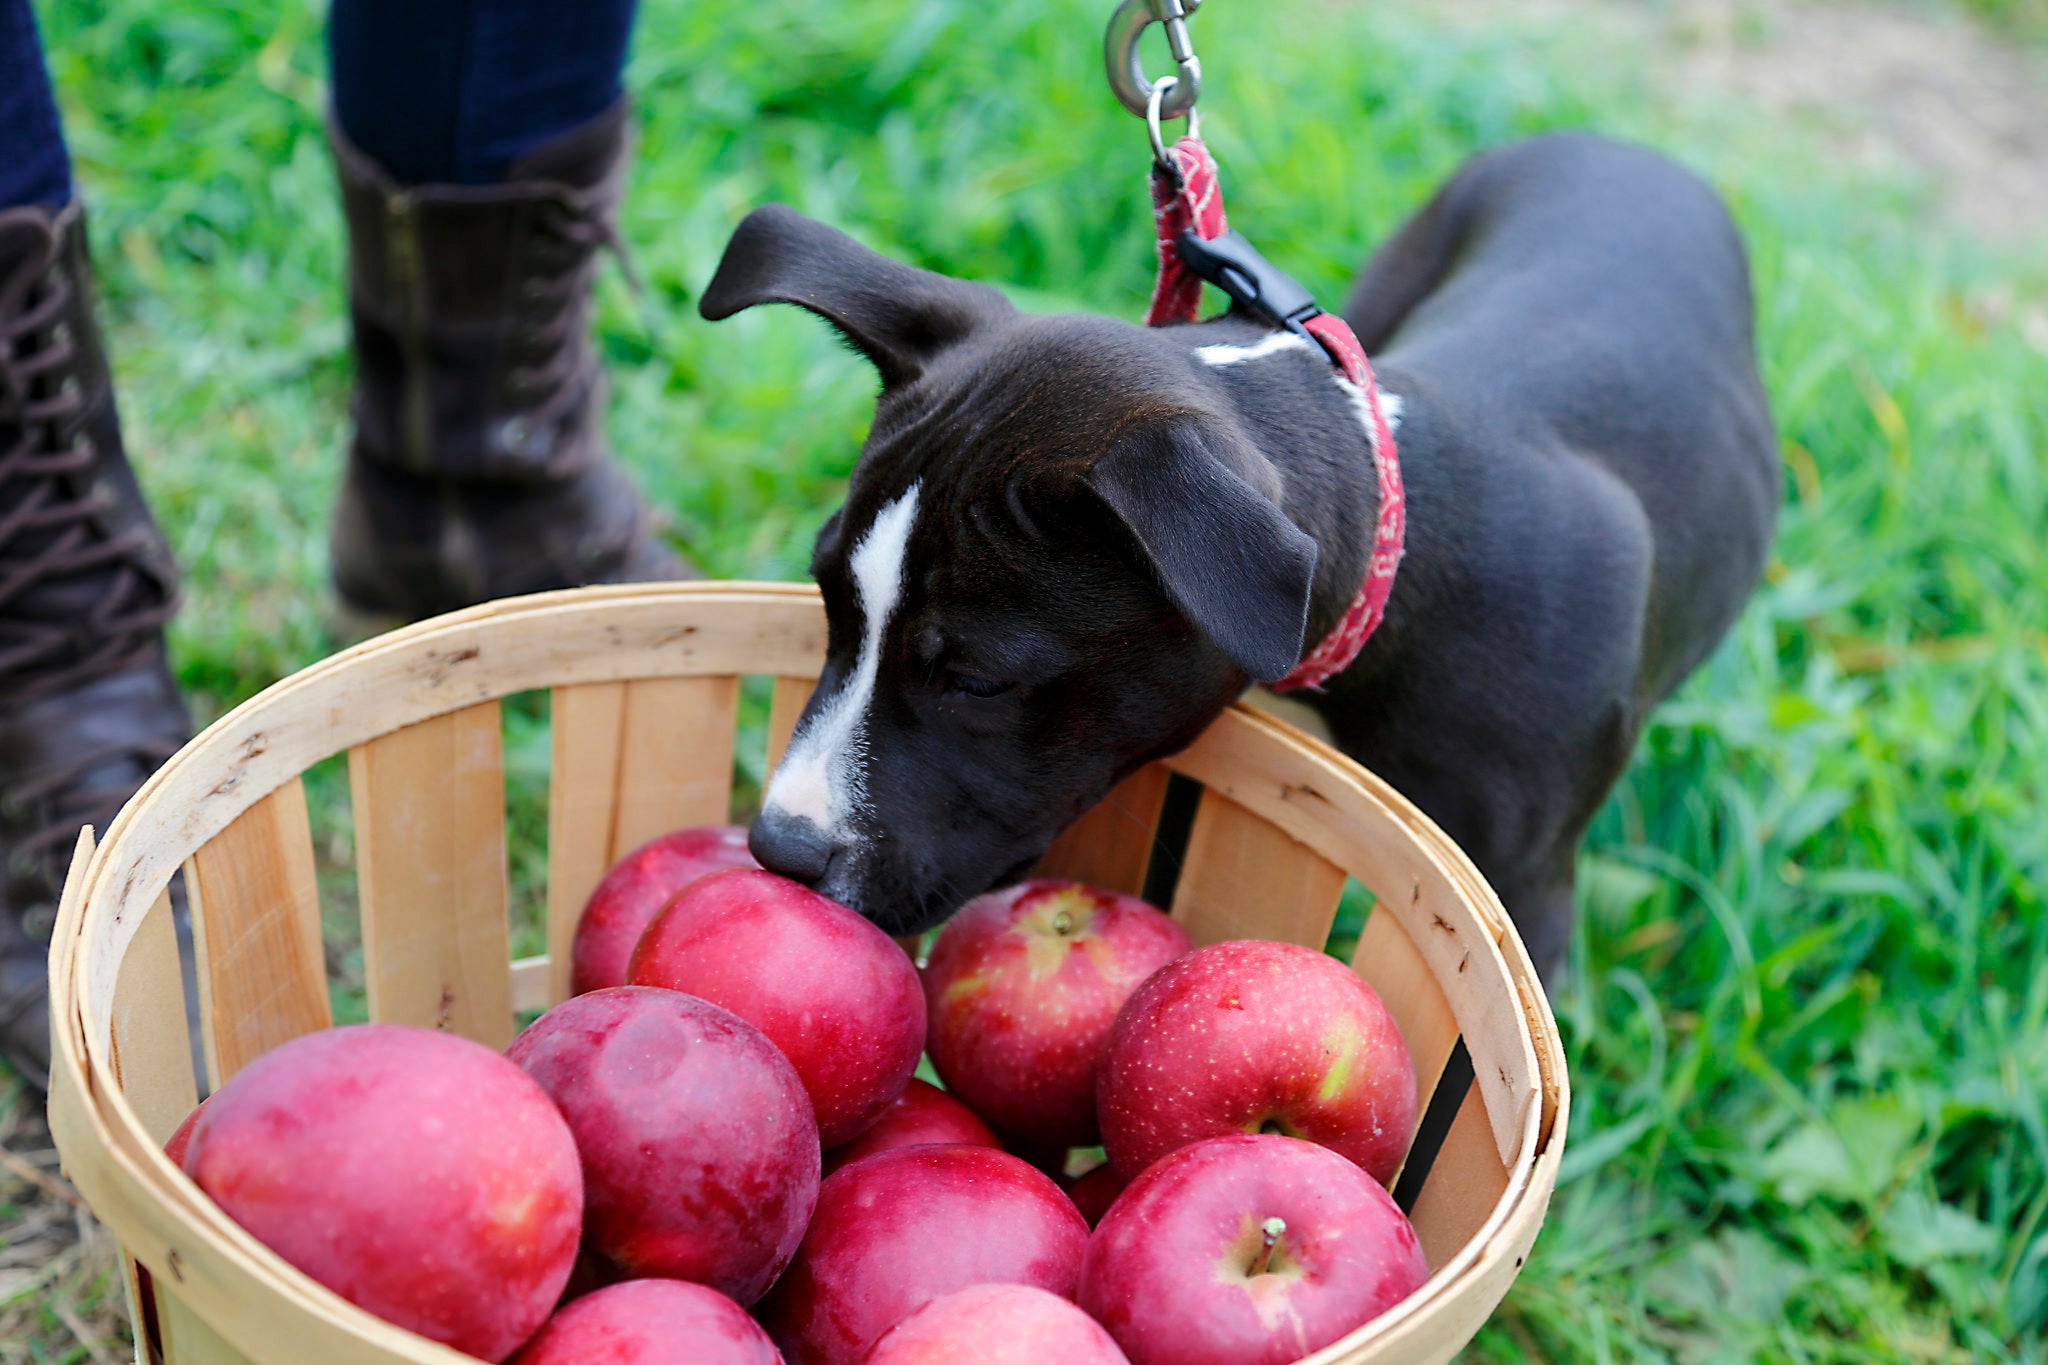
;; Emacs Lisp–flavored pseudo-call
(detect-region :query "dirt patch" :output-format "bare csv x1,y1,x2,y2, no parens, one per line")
1427,0,2048,247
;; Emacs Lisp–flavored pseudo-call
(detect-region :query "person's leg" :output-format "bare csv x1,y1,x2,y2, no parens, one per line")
329,0,635,187
0,0,73,209
0,0,191,1088
322,0,687,629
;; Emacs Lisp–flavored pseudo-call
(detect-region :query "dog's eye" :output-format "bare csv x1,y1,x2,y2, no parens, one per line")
944,670,1014,699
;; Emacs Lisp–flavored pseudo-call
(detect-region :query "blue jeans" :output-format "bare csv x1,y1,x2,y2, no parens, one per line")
0,0,638,210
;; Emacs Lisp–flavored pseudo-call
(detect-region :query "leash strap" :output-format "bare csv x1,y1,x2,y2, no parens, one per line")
1144,136,1405,693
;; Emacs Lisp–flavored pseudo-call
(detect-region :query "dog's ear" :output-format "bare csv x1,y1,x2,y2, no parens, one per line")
700,205,1012,389
1085,418,1317,683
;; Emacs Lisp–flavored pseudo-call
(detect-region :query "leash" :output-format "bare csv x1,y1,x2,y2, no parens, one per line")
1106,1,1404,694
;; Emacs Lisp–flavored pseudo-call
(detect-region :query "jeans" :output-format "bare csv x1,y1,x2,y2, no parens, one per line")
0,0,639,211
0,0,70,210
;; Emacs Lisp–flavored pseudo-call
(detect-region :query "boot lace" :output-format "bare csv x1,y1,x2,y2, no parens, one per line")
2,736,181,899
0,229,176,704
500,194,650,461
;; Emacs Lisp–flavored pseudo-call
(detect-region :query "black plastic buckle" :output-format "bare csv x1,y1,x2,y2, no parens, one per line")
1172,228,1323,340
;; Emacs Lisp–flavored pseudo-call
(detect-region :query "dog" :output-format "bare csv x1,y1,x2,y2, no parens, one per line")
701,133,1778,977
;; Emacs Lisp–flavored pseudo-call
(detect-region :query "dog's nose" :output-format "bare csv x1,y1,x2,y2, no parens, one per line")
749,805,836,887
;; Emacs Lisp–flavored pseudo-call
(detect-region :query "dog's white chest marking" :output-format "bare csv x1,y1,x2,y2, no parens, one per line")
1196,333,1404,440
1195,332,1314,367
763,484,921,838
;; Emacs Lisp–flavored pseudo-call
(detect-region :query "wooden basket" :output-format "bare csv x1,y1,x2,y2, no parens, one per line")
47,582,1567,1365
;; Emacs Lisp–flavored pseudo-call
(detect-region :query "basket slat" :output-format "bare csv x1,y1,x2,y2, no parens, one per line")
612,675,741,842
1407,1081,1512,1273
766,675,815,772
160,1288,260,1364
1034,763,1171,896
1171,788,1347,949
182,779,329,1087
542,676,743,1005
1352,905,1463,1135
110,887,197,1143
350,703,513,1049
545,681,630,1006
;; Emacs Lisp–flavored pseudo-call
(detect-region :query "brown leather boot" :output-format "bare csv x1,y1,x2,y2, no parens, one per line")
328,100,691,630
0,202,191,1089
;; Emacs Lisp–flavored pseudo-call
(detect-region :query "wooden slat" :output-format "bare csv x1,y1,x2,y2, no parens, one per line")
542,676,741,1007
1034,763,1171,897
1353,904,1463,1137
158,1286,260,1364
545,681,626,1006
110,886,198,1141
1407,1080,1512,1274
612,675,740,849
350,703,513,1049
1170,788,1347,948
510,956,551,1014
182,779,329,1088
766,676,815,773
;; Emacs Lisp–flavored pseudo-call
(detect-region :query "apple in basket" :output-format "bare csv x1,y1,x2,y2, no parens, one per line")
629,867,926,1146
922,879,1192,1151
508,986,820,1305
510,1280,780,1365
1078,1134,1428,1365
862,1283,1131,1365
570,825,758,994
758,1144,1089,1365
1064,1160,1129,1229
178,1025,581,1363
1097,939,1417,1186
822,1078,999,1178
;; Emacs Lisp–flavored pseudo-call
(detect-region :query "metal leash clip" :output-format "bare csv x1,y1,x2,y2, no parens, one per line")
1106,0,1204,121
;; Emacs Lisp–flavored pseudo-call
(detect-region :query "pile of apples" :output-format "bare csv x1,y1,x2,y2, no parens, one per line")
170,826,1429,1365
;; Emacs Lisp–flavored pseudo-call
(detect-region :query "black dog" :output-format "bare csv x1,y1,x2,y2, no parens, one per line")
702,133,1777,976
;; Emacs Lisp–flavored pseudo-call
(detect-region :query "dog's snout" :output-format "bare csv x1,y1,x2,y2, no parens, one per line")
749,805,838,888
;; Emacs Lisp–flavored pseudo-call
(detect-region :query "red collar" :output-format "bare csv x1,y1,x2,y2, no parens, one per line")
1145,136,1405,694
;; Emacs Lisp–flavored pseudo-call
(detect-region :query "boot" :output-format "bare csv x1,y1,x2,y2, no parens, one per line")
0,202,191,1090
328,100,691,629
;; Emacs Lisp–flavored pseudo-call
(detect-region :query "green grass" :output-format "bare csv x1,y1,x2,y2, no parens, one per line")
10,0,2048,1361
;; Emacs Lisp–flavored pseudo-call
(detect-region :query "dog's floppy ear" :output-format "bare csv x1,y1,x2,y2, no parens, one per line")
1085,418,1317,683
700,205,1011,389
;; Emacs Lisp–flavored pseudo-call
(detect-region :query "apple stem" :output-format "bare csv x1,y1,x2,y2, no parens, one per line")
1249,1217,1287,1276
1053,909,1074,935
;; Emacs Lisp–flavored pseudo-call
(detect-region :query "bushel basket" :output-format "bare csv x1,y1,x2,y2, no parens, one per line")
48,582,1568,1364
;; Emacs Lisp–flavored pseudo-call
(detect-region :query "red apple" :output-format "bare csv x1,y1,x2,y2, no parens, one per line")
162,1095,210,1168
759,1144,1090,1365
628,868,925,1146
1078,1133,1427,1365
508,987,819,1305
862,1283,1130,1365
1065,1161,1129,1228
922,880,1191,1150
1097,940,1416,1185
571,826,758,994
510,1280,780,1365
823,1079,998,1177
181,1025,581,1363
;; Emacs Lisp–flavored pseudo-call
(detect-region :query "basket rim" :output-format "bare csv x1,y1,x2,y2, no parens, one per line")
48,581,1569,1365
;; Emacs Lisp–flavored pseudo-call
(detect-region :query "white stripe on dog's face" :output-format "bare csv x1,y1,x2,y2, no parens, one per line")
1195,332,1314,367
763,483,921,839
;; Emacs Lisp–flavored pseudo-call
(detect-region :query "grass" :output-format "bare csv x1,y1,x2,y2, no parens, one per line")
6,0,2047,1361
